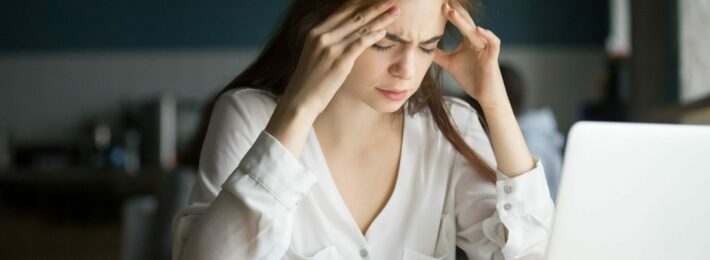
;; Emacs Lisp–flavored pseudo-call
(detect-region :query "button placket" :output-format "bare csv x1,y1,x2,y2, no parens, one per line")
503,185,513,194
503,203,513,211
359,248,369,258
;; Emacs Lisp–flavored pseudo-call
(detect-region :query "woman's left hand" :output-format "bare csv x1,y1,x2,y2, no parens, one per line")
433,2,536,178
432,2,508,110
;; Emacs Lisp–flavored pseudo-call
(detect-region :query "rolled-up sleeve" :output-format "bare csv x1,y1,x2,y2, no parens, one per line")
173,89,317,260
223,131,318,211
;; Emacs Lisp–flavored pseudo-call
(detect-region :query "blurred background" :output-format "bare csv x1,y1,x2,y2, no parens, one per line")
0,0,708,259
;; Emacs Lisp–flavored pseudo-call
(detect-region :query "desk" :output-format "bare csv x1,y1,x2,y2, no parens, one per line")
0,168,168,259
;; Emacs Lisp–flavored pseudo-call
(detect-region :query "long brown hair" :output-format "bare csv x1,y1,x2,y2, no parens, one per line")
188,0,496,182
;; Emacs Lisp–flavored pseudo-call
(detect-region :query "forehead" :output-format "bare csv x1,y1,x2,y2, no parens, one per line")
387,0,447,41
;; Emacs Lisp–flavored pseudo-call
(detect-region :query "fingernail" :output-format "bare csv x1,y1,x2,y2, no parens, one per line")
388,7,400,16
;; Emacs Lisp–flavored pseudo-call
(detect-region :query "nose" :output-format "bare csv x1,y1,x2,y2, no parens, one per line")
388,49,415,80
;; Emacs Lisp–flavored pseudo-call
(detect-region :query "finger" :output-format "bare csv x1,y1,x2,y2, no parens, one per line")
340,29,388,64
447,1,475,27
432,47,451,69
359,5,399,35
476,27,501,57
443,3,487,50
328,0,398,42
311,0,362,34
335,7,399,51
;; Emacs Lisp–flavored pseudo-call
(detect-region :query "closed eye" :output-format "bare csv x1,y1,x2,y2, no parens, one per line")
371,44,435,55
420,47,435,55
371,44,393,52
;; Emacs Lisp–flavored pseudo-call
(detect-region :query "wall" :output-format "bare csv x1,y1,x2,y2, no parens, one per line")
0,0,608,144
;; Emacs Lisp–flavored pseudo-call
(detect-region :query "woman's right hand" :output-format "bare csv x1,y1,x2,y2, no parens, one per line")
266,0,400,156
281,0,400,114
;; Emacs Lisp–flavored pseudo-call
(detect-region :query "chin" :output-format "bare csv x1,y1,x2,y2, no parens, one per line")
365,96,409,114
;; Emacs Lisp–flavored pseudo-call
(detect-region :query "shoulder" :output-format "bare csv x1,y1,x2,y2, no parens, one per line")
442,96,482,133
408,96,488,152
213,87,278,119
216,87,278,112
210,87,278,131
409,95,483,135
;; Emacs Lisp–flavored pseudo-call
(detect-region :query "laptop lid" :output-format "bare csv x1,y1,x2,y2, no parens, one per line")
546,121,710,260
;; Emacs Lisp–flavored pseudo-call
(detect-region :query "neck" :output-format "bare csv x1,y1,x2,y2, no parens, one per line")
313,91,404,150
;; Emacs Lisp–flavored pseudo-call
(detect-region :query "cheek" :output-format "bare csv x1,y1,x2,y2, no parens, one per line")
417,56,434,72
348,50,390,78
340,52,386,91
413,56,435,80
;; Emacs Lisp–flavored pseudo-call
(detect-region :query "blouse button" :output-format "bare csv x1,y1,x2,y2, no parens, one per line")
504,203,513,211
504,185,513,193
359,249,369,258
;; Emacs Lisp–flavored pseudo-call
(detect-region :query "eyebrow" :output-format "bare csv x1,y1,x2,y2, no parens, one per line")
385,33,443,45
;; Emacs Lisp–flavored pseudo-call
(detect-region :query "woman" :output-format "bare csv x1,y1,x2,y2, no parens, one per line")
174,0,554,259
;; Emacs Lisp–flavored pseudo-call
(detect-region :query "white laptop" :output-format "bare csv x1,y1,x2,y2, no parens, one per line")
545,121,710,260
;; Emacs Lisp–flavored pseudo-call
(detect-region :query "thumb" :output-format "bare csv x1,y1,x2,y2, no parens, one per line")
432,48,450,70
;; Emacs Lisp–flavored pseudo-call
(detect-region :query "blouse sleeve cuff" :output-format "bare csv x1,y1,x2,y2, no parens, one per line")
222,130,318,211
494,156,555,258
494,156,553,221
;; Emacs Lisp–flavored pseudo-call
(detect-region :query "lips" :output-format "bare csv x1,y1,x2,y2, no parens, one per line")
376,87,409,101
376,88,408,94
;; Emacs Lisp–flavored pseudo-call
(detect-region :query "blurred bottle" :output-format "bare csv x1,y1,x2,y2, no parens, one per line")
91,123,112,168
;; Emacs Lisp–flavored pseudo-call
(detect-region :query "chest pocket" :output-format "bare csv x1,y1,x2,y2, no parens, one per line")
403,213,455,260
284,245,337,260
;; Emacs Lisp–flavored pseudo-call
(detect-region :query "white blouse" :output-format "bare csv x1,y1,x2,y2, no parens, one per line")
173,88,555,260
